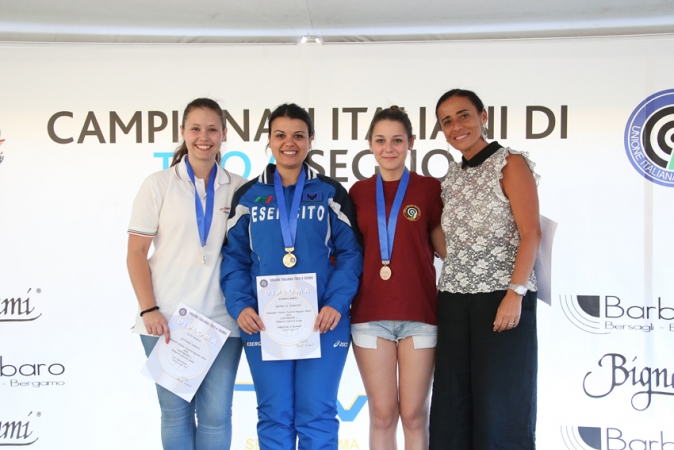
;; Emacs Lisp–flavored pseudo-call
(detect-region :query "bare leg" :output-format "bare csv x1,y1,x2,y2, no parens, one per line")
398,337,435,450
353,338,400,450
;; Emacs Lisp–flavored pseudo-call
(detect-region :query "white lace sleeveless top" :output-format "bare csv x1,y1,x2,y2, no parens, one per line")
438,146,540,294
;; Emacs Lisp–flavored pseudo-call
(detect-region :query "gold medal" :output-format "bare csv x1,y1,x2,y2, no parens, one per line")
283,252,297,268
380,265,392,280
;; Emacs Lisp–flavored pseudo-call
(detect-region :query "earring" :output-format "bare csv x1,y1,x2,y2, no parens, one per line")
482,124,489,140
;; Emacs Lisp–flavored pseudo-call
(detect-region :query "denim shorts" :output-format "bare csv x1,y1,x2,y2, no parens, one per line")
351,320,437,349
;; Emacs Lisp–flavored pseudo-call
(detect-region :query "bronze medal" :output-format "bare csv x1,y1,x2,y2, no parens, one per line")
380,265,392,280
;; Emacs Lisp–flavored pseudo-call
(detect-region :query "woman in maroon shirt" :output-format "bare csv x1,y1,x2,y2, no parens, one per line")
349,106,446,450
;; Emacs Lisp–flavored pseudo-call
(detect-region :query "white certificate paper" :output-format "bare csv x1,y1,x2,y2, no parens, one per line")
256,273,321,361
534,215,558,306
141,303,231,402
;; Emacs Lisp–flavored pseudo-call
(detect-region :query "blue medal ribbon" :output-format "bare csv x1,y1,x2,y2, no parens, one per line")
376,168,410,264
184,156,217,262
273,166,307,252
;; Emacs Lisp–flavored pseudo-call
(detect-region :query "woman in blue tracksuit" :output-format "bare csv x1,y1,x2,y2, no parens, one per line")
221,103,363,450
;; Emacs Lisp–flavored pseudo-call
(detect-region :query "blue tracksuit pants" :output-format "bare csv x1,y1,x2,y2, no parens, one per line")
243,318,351,450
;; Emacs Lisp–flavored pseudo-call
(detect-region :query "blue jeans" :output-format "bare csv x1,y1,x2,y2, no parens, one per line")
351,320,437,349
141,335,242,450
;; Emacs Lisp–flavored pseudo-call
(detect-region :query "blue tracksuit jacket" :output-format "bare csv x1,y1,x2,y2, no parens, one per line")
220,163,363,450
222,163,362,320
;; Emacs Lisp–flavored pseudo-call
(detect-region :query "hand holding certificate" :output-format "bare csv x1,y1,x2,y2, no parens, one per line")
256,273,321,361
142,303,231,402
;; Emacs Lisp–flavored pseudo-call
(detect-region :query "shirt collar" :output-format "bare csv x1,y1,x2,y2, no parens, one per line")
259,162,318,185
461,141,503,169
175,157,232,185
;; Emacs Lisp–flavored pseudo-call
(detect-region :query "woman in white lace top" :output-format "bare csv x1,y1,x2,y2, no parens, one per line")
428,89,541,450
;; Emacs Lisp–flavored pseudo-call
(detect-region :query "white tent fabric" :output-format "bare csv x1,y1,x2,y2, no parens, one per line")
0,0,673,43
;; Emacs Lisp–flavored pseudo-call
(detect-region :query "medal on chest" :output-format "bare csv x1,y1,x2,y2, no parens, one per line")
274,168,306,268
283,250,297,268
184,156,216,265
376,169,410,281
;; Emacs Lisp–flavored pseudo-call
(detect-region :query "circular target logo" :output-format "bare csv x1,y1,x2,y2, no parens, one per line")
403,205,421,221
624,89,674,187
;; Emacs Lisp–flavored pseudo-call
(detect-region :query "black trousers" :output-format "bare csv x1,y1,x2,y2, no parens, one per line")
429,290,538,450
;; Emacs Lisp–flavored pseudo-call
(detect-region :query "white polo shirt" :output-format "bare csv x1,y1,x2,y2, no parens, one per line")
128,158,246,337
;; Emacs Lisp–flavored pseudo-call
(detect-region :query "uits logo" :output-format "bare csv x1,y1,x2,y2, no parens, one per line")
624,88,674,187
255,196,273,203
403,205,420,221
560,426,601,449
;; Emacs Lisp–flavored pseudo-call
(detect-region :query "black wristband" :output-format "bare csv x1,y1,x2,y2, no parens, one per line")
140,306,159,317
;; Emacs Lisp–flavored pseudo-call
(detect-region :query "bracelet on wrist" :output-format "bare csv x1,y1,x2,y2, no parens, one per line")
140,306,159,317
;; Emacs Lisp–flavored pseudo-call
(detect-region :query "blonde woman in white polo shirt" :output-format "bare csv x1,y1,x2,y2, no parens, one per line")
127,98,246,450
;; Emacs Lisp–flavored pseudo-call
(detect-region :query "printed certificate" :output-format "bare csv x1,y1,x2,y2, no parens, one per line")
256,273,321,361
141,303,231,402
534,215,558,305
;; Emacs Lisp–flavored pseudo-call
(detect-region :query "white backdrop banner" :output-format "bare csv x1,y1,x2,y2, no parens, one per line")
1,36,673,450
